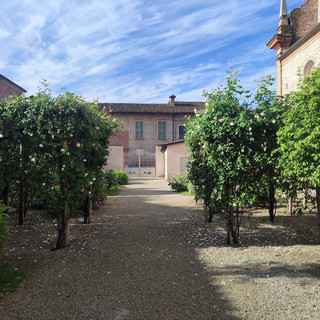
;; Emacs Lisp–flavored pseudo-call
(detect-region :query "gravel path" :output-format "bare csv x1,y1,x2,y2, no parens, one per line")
0,178,320,320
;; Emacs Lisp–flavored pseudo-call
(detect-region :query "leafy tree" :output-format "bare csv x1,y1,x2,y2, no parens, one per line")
0,89,120,249
186,70,287,244
186,70,255,243
0,95,40,224
34,90,120,248
277,67,320,241
251,76,289,221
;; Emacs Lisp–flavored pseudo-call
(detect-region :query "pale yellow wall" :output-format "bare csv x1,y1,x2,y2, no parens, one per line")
104,146,124,171
155,146,165,178
165,142,190,181
281,31,320,95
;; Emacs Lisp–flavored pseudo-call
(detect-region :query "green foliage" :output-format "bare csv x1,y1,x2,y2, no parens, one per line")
169,174,189,192
180,190,194,196
115,170,129,185
0,88,121,248
277,67,320,188
276,67,320,241
107,186,124,196
103,170,128,189
0,267,26,298
0,204,9,251
185,69,286,242
91,170,107,210
103,169,119,189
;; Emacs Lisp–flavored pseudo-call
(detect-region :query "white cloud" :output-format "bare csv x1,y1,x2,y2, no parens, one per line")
1,0,284,102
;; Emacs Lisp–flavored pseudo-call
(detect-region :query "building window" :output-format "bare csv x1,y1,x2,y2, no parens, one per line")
179,126,186,140
135,121,144,139
158,121,166,140
304,60,315,77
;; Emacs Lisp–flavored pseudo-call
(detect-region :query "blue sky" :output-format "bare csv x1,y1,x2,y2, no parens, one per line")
0,0,303,103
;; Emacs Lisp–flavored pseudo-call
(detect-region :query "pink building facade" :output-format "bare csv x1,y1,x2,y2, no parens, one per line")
100,96,203,176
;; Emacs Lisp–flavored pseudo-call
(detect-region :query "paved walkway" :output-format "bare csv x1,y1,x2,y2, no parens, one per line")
0,178,237,320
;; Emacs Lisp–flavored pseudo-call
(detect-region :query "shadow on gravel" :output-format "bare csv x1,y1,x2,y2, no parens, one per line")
213,262,320,280
98,180,243,319
3,178,319,320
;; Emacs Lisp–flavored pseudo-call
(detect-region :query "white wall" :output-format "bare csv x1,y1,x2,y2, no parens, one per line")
104,146,124,171
281,31,320,95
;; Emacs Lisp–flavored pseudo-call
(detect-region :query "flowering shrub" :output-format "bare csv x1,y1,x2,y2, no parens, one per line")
0,89,121,248
185,70,286,243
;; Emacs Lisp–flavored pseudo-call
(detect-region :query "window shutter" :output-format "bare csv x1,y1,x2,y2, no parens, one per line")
135,121,144,139
158,121,166,140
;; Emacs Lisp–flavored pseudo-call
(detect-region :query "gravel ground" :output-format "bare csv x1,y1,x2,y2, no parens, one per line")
0,178,319,320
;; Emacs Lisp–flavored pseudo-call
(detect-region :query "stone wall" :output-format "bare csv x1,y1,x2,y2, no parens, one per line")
281,28,320,95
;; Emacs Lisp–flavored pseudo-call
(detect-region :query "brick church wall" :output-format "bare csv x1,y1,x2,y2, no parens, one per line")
294,0,319,39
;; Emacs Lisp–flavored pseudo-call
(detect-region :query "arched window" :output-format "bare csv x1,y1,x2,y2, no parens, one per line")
304,60,315,77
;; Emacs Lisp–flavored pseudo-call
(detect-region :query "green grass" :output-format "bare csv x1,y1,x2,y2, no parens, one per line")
0,267,26,298
107,185,125,196
180,191,194,196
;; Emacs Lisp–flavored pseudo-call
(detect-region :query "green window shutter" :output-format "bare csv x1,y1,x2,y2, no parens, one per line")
158,121,166,140
135,121,144,139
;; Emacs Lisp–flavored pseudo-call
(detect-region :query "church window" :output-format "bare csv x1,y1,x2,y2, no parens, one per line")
304,60,315,77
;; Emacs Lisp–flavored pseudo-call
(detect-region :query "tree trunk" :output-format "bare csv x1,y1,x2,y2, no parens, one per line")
2,183,10,213
203,197,212,223
287,195,293,215
303,189,308,208
2,183,9,206
83,193,92,224
268,182,275,222
208,206,213,223
55,201,70,249
227,187,238,244
18,182,26,225
315,186,320,243
227,188,231,244
230,209,238,244
18,144,28,223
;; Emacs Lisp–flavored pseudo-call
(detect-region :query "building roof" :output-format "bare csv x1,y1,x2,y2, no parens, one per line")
158,139,186,152
99,101,204,114
159,139,186,147
0,74,26,99
277,23,320,60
